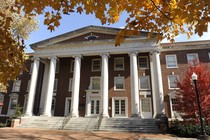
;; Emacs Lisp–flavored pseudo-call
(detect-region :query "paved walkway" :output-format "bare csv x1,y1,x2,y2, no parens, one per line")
0,128,196,140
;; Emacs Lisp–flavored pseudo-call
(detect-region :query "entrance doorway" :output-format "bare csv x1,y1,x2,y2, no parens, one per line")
140,98,152,118
112,97,127,117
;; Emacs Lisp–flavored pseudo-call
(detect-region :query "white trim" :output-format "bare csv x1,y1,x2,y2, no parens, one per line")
64,97,71,116
114,76,125,91
186,53,199,66
168,92,181,119
91,59,101,71
12,80,21,92
29,63,33,74
165,54,178,68
138,56,149,69
53,79,58,92
89,77,101,90
26,79,31,92
139,76,150,90
23,94,28,113
0,93,4,115
68,78,73,91
70,60,74,72
140,97,152,118
56,60,60,73
168,75,179,90
7,93,19,116
51,97,56,116
114,57,124,71
112,97,128,118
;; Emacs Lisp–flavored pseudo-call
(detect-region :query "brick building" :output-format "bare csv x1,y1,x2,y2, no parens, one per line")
0,26,209,121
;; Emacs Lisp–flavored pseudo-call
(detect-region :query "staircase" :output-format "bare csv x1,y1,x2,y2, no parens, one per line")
63,117,99,131
99,118,161,133
17,116,65,129
17,117,161,133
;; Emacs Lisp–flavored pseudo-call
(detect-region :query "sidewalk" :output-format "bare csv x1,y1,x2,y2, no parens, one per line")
0,128,196,140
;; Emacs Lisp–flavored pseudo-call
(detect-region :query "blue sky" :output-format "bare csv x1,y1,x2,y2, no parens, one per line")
25,13,210,53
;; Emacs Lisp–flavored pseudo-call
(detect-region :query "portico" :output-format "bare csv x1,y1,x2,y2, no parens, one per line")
24,26,164,118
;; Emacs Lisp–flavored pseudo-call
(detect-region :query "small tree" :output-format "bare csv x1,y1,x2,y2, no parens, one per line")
176,63,210,124
12,104,22,119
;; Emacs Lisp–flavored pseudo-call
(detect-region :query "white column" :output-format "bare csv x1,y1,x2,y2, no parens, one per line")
24,57,40,116
150,50,164,117
129,51,140,117
101,53,109,118
70,55,81,117
39,63,49,115
41,56,57,117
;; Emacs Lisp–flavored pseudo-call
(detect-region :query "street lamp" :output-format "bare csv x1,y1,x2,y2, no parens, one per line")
191,72,206,137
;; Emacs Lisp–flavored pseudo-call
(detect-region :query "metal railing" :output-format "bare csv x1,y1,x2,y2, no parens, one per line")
60,110,72,130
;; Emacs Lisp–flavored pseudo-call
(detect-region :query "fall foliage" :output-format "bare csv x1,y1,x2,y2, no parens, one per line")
176,63,210,124
0,0,210,85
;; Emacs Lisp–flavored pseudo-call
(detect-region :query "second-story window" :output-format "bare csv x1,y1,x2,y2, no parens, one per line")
187,53,199,66
114,57,124,71
139,56,149,69
70,60,74,72
114,77,125,90
139,76,150,90
92,59,101,71
53,79,58,92
91,77,101,90
168,75,179,89
166,55,178,68
12,80,21,92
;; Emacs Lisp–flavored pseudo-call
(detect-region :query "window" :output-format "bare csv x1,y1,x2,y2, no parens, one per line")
141,98,151,112
139,76,150,90
68,78,73,91
26,80,31,92
208,52,210,60
166,55,178,68
91,77,100,90
139,56,149,69
29,63,33,74
53,79,58,92
10,98,18,110
187,53,199,66
70,60,74,72
12,80,21,92
92,59,101,71
0,94,4,115
171,98,178,111
168,75,179,89
56,61,59,73
114,77,125,90
114,58,124,70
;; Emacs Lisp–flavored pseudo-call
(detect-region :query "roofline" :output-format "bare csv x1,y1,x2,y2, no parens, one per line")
29,25,154,49
161,40,210,47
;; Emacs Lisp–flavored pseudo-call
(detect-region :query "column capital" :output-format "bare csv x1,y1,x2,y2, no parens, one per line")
150,50,161,56
129,51,138,56
73,55,82,59
100,53,110,57
48,56,58,61
32,57,40,61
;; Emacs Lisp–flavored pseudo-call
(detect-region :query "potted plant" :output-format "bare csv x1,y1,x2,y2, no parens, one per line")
11,104,22,127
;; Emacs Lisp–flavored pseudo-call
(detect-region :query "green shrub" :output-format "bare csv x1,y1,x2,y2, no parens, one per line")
11,104,22,119
0,123,7,128
169,121,210,138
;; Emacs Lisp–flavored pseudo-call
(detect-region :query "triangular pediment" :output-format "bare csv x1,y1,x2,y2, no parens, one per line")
30,25,149,49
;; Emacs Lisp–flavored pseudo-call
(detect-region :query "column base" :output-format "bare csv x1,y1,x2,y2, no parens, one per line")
23,112,33,117
70,112,79,118
40,113,51,117
102,114,109,118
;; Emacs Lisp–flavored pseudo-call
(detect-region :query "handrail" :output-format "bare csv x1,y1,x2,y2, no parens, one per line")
60,110,72,130
97,111,103,131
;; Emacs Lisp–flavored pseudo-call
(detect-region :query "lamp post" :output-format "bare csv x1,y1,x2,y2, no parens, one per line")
191,72,206,136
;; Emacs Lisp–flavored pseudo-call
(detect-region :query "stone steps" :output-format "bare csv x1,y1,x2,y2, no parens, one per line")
17,116,65,129
63,117,99,131
99,118,161,133
17,117,161,133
